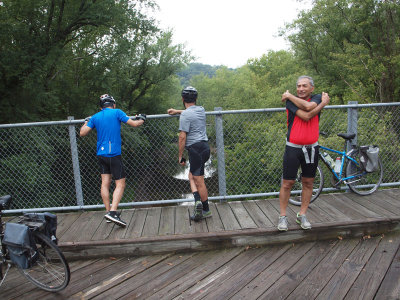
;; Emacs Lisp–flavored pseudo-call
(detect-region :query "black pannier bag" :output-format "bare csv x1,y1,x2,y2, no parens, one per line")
23,212,58,244
3,223,38,269
359,146,380,173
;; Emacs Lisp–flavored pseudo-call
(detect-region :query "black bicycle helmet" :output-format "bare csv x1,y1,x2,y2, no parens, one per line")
99,94,116,108
181,86,198,102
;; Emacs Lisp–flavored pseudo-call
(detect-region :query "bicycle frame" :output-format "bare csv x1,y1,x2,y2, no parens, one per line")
319,145,361,185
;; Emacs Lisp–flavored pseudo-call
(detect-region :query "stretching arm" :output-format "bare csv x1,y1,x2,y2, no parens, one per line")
296,92,330,121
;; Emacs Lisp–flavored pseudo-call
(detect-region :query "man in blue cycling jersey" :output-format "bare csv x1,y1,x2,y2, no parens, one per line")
80,94,145,227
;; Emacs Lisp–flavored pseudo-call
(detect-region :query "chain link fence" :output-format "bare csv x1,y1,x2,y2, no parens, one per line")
1,102,399,212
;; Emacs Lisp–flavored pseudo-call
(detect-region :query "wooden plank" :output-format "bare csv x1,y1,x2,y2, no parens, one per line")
286,238,360,299
123,208,147,239
174,205,192,234
215,202,241,231
231,242,316,299
89,253,195,299
147,248,245,300
229,201,257,229
60,211,94,242
122,251,225,299
107,209,136,240
364,192,400,214
192,213,208,233
158,206,176,236
242,200,274,228
329,193,374,219
75,211,105,242
142,207,161,237
203,244,293,299
30,258,126,300
1,257,118,300
255,199,279,226
91,213,116,241
205,202,225,232
377,190,400,210
315,236,381,300
375,238,400,299
343,193,398,217
344,232,400,299
259,240,338,299
177,247,267,300
71,254,171,300
381,188,400,202
57,212,81,240
312,194,352,222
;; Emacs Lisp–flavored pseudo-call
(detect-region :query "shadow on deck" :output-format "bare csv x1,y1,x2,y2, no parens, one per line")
55,188,400,259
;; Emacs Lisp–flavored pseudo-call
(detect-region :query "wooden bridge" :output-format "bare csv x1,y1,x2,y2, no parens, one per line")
1,188,400,299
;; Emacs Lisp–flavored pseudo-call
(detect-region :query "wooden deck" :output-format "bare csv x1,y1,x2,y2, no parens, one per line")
1,189,400,299
57,189,400,259
1,229,399,299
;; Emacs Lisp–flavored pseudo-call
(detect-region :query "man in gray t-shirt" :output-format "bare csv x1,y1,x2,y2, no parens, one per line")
179,105,208,146
168,86,211,222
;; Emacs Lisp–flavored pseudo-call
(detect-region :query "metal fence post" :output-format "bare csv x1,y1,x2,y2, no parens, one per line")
347,101,358,152
214,107,227,202
68,116,84,207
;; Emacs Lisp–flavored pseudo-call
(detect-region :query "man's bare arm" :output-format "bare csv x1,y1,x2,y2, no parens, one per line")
282,90,317,111
178,131,187,165
80,123,92,136
295,92,330,121
168,108,184,115
126,118,144,127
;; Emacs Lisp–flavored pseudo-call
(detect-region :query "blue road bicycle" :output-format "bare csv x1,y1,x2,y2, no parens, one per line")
289,132,383,206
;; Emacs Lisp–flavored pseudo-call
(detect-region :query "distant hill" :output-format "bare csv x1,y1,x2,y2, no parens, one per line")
177,63,233,86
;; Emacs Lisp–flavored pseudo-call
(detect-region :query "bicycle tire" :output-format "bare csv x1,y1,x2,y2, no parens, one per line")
289,165,324,206
18,231,70,292
345,148,383,195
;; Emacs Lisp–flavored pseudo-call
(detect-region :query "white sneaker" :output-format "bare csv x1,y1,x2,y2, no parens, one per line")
277,216,288,231
296,213,311,230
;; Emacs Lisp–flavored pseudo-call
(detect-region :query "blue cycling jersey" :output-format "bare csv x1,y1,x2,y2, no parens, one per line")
87,108,129,157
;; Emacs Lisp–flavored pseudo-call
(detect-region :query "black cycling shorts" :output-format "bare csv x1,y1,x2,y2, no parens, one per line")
282,145,319,180
187,141,210,176
97,155,126,180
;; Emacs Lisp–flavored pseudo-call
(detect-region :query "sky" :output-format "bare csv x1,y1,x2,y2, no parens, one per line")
153,0,313,68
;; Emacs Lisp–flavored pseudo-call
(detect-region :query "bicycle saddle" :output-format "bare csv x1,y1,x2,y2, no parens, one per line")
337,133,356,140
0,195,12,210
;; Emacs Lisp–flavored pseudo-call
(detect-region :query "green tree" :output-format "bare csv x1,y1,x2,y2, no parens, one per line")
0,0,191,123
283,0,400,103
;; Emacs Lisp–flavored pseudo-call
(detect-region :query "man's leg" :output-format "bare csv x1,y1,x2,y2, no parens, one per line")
299,177,314,215
105,178,127,227
294,176,314,230
277,179,294,231
192,174,208,202
110,178,126,211
101,174,112,211
279,179,295,216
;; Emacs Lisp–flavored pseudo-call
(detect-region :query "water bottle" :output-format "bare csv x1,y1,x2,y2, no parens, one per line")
322,152,335,169
334,157,341,173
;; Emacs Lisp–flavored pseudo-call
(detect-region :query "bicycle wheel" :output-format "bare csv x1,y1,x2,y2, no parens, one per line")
18,231,70,292
345,148,383,195
289,165,324,206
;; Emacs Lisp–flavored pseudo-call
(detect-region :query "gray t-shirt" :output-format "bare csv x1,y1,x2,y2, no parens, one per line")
179,105,208,147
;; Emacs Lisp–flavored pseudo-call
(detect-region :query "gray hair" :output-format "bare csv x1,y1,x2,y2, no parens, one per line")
297,75,314,87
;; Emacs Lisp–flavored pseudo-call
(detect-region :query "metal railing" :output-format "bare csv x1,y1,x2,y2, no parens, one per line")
1,102,399,213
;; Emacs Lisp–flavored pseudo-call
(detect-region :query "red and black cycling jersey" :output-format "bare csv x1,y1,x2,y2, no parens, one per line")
286,94,322,145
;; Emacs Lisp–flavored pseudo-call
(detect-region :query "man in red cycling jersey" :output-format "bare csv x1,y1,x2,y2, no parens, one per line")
278,76,330,231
